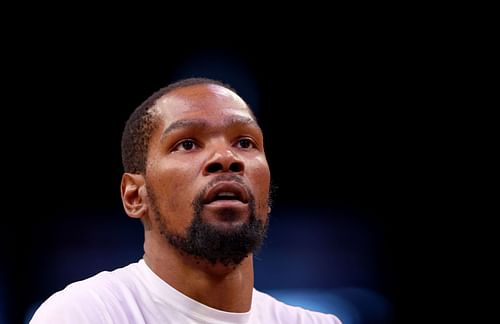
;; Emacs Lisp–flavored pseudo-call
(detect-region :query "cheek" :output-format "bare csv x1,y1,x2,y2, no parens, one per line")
249,160,271,210
148,162,200,229
154,160,198,197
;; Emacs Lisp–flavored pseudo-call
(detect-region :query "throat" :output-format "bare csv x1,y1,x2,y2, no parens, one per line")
143,243,255,312
188,267,254,312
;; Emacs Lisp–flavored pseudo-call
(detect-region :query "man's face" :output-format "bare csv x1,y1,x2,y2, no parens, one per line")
144,84,271,265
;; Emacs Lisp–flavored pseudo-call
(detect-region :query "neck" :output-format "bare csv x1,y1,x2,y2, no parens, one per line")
143,232,254,313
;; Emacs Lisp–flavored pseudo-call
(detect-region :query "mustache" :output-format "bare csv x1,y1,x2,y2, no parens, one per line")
193,174,252,210
206,174,245,187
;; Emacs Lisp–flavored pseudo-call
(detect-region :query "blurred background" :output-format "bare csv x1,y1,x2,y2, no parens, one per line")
1,24,437,324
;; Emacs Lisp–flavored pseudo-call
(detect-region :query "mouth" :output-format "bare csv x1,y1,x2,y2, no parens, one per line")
203,181,249,205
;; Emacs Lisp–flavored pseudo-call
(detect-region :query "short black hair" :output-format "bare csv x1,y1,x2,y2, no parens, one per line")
121,77,244,174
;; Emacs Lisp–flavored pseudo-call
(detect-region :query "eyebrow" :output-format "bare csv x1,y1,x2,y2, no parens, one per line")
160,116,261,143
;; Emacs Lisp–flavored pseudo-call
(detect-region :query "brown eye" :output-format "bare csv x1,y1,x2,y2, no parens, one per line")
237,138,254,149
173,139,197,152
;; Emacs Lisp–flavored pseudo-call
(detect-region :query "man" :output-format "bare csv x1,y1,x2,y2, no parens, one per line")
30,78,342,323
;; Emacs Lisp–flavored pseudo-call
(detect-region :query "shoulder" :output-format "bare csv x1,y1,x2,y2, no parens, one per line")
30,262,142,324
252,289,342,324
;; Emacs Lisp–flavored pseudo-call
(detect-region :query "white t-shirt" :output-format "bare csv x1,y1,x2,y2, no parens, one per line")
30,259,342,324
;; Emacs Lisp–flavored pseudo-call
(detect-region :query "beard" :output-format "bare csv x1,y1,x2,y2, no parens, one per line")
149,175,270,266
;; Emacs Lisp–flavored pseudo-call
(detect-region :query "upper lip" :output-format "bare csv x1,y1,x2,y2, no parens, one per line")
203,181,249,204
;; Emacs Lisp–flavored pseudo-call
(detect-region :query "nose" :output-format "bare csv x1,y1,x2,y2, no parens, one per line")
203,146,245,175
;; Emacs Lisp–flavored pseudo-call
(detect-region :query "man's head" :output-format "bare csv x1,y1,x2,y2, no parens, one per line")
120,78,271,266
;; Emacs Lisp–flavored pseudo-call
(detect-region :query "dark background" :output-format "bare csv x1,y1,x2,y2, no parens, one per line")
0,21,459,323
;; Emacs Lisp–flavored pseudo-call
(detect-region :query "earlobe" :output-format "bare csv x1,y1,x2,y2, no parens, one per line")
121,173,147,219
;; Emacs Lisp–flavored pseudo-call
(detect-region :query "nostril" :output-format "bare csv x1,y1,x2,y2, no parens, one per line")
206,161,243,173
229,162,243,172
206,163,223,173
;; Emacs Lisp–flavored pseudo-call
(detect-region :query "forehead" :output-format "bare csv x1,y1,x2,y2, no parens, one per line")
152,84,254,124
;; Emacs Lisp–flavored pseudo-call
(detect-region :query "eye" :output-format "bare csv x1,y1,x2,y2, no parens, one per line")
236,138,255,149
173,139,198,152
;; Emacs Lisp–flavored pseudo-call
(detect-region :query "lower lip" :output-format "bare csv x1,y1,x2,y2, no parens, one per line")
204,200,247,208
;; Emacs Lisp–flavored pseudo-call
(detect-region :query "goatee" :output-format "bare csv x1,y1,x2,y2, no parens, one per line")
151,176,269,266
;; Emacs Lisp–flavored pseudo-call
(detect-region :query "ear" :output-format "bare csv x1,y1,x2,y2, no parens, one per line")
121,173,148,219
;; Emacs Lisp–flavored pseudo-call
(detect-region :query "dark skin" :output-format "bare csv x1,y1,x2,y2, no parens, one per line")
120,84,271,312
